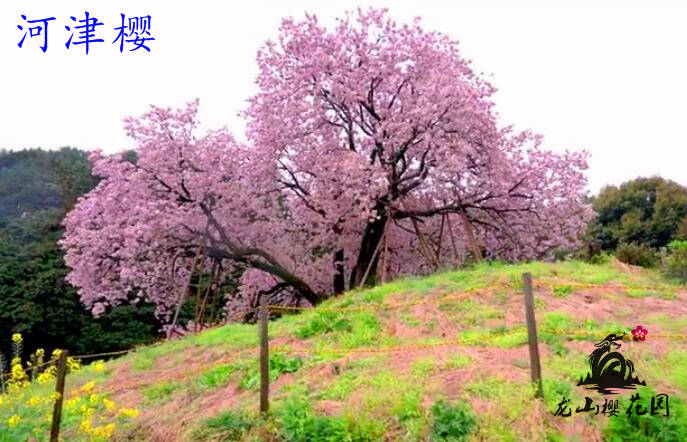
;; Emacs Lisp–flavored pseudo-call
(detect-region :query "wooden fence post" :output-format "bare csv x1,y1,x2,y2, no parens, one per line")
259,297,269,414
522,273,544,399
50,350,68,442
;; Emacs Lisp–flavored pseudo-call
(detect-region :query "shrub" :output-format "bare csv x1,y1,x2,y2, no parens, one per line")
664,240,687,282
430,399,476,441
191,410,253,440
552,285,574,298
589,252,612,265
197,364,236,390
278,396,381,441
615,243,657,267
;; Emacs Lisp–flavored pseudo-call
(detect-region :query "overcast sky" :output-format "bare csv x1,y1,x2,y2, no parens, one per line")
1,1,685,194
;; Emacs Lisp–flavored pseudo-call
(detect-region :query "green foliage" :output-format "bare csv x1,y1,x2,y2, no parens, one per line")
429,399,476,441
0,218,161,359
675,218,687,240
278,395,382,442
615,243,658,267
604,387,687,442
197,364,237,390
589,177,687,251
589,252,613,265
665,240,687,282
297,311,352,338
191,410,254,441
239,353,304,390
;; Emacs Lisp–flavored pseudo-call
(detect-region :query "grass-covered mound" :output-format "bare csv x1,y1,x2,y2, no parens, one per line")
2,260,687,441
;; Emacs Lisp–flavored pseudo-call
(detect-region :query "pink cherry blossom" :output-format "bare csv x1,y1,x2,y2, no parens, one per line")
61,9,592,325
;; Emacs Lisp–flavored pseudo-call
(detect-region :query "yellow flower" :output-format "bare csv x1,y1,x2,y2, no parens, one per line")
103,398,116,411
88,393,100,406
7,414,21,427
91,423,116,438
10,361,29,385
11,333,22,343
80,417,92,433
93,361,105,373
35,348,45,357
119,407,140,418
27,396,42,406
64,397,80,411
79,405,95,417
81,381,96,393
37,371,53,384
67,357,81,372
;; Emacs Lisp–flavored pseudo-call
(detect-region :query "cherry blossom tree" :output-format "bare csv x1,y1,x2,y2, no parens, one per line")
243,8,592,288
61,8,592,325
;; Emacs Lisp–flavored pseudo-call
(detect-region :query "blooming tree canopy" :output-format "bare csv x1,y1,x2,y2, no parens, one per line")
61,8,592,324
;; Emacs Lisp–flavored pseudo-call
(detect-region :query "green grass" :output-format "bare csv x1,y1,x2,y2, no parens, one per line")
400,312,421,327
445,353,472,370
438,299,503,326
189,410,255,440
464,375,537,440
410,356,435,378
142,380,181,403
458,325,529,348
552,284,574,298
237,353,305,391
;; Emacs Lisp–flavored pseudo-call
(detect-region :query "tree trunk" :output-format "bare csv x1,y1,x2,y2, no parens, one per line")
349,210,387,288
333,249,345,294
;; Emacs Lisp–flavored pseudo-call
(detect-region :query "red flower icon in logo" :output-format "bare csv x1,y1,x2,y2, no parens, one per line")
631,325,648,342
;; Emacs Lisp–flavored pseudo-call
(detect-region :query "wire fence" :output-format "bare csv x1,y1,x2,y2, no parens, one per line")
4,278,684,385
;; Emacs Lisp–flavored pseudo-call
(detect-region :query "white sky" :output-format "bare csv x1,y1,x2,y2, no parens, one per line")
1,0,685,194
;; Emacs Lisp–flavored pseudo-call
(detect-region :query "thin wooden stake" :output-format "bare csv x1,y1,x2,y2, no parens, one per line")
460,207,482,262
435,213,446,261
522,273,544,399
380,221,389,283
50,350,68,442
358,214,392,289
445,213,459,263
169,247,203,338
409,214,440,270
259,297,269,414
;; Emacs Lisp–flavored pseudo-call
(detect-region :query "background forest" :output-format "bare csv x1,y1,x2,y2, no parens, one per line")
0,148,162,359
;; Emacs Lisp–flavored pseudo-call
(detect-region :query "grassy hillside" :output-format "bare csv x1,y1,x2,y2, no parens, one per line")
2,260,687,441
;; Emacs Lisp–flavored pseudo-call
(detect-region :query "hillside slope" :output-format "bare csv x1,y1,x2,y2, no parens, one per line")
3,260,687,441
